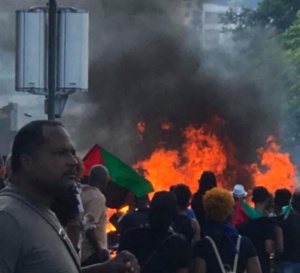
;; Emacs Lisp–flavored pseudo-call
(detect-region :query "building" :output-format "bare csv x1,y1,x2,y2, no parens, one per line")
0,103,18,156
170,0,201,28
200,3,232,48
172,0,233,47
199,0,261,48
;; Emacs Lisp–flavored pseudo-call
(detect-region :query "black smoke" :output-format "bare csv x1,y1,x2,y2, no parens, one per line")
0,0,292,188
63,0,289,172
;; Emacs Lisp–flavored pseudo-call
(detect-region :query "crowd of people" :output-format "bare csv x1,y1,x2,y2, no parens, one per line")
0,120,299,273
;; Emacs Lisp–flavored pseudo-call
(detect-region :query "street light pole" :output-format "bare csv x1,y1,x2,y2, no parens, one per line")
16,2,89,119
48,0,57,120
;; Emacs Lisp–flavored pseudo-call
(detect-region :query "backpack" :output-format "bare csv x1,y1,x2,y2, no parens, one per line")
205,235,242,273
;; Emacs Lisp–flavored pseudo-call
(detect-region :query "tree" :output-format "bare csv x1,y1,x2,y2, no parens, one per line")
224,0,300,33
223,0,300,147
281,12,300,141
281,11,300,68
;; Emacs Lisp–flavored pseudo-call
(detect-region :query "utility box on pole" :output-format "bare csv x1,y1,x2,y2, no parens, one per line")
57,9,89,94
15,9,47,94
15,3,89,120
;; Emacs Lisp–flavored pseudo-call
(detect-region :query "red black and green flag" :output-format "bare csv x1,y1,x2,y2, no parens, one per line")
83,144,154,197
232,199,262,226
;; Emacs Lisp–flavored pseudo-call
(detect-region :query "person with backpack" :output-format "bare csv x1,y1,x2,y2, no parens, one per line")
119,191,192,273
192,187,262,273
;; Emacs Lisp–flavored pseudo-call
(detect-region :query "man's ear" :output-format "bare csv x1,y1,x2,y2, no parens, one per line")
19,154,33,171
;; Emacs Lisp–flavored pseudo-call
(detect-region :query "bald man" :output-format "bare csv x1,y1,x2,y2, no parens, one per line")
81,165,110,266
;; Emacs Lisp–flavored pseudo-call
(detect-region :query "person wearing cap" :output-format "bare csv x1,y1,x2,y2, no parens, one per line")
231,184,248,227
275,190,300,273
237,186,275,273
232,184,248,200
192,188,261,273
119,191,192,273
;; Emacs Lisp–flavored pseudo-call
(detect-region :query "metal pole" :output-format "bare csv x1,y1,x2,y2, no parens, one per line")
47,0,57,120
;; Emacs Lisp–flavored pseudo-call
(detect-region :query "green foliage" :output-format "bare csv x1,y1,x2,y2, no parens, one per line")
281,12,300,128
224,0,300,33
256,0,300,32
224,1,300,140
281,12,300,67
222,8,258,31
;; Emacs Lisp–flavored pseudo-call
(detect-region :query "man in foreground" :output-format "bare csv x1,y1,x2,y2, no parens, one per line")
0,120,139,273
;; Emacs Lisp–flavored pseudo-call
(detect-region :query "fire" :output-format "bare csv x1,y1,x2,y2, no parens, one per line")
137,121,146,140
250,136,298,193
106,217,116,233
134,117,298,194
134,122,229,193
161,121,173,130
106,206,129,234
105,117,298,236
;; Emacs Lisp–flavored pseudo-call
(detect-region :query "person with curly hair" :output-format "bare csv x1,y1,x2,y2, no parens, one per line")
192,188,262,273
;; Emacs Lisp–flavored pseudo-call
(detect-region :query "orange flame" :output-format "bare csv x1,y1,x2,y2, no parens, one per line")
161,121,173,130
106,206,129,234
134,117,298,194
134,120,230,193
250,136,298,193
137,121,146,140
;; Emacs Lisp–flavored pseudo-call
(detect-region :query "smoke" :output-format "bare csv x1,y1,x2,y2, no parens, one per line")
62,0,290,173
63,0,199,159
0,1,292,186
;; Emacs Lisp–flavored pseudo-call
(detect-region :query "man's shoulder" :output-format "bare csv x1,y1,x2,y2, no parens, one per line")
282,213,300,226
191,191,202,203
81,185,106,201
0,210,21,229
171,231,190,244
0,188,28,215
123,226,150,238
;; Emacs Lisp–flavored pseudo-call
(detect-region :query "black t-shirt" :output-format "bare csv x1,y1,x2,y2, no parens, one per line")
172,214,194,244
193,234,256,273
237,217,275,273
118,209,149,235
118,227,192,273
278,212,300,263
191,191,206,237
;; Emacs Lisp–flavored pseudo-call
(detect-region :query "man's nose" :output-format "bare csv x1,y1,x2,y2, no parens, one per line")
68,153,78,166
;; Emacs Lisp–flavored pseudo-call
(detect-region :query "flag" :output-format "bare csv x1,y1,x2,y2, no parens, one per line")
232,199,249,227
83,144,154,197
232,199,262,227
241,200,262,219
